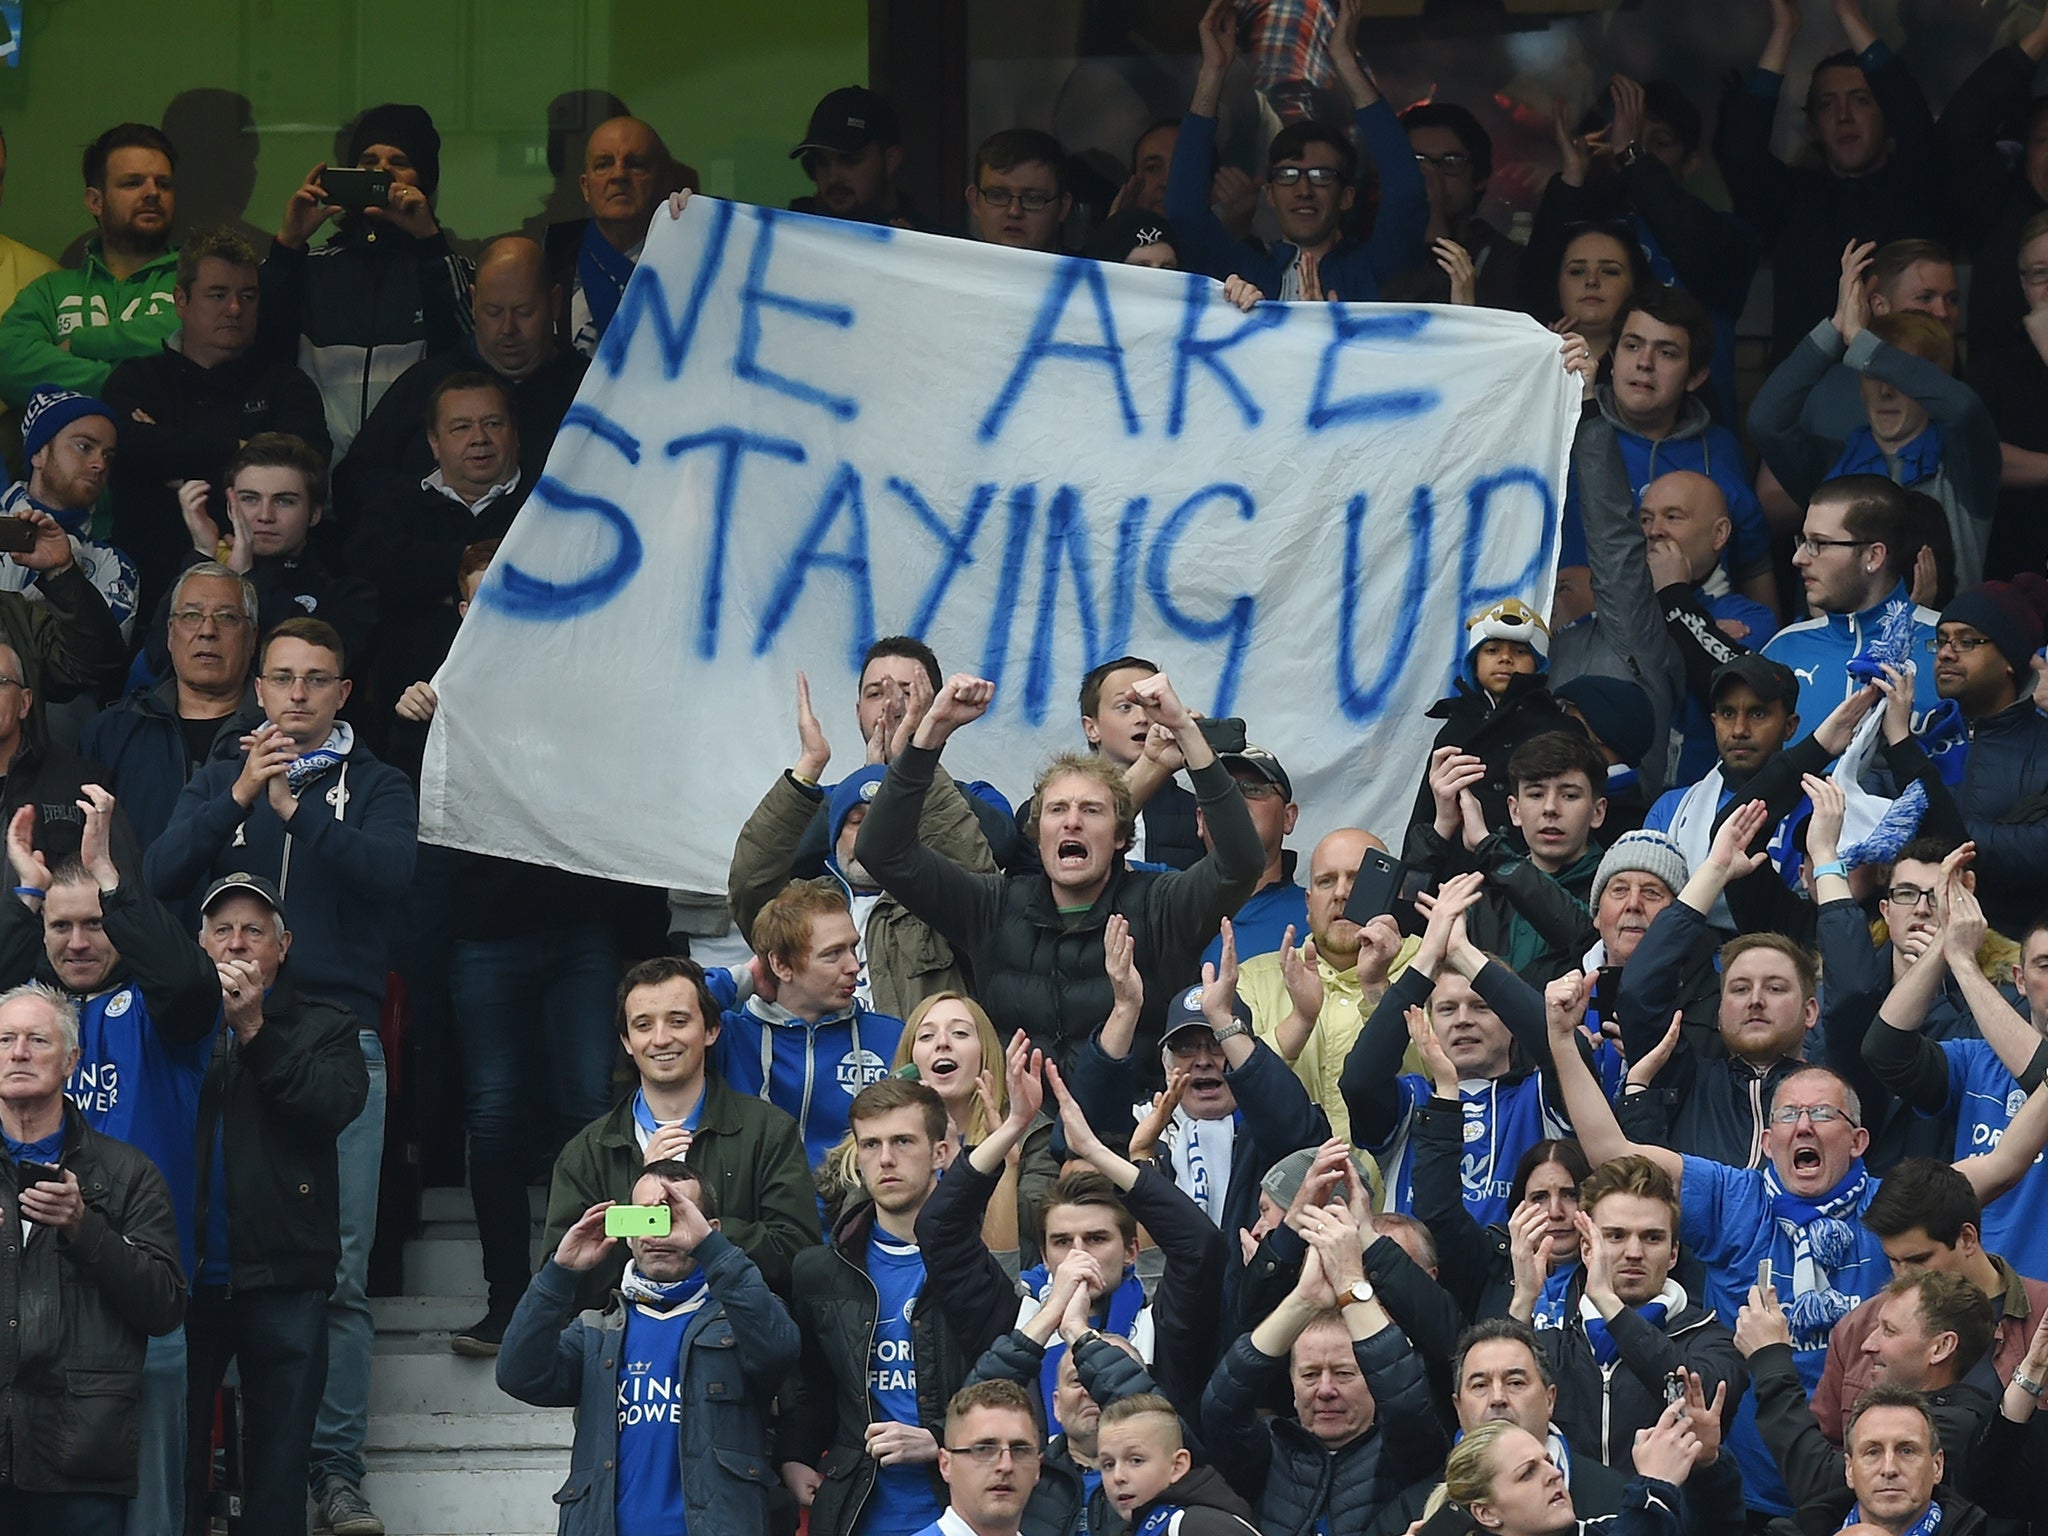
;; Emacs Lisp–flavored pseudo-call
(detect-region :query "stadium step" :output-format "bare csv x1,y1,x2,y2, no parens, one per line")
362,1186,568,1536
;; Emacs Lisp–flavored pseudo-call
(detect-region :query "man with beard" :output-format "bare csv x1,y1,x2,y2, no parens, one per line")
0,389,138,640
0,124,178,400
792,87,914,228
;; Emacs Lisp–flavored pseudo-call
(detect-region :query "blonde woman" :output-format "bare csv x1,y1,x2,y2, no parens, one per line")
1422,1411,1695,1536
892,990,1058,1260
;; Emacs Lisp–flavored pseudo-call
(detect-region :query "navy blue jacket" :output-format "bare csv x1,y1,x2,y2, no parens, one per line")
77,679,262,855
1069,1030,1326,1310
1949,697,2048,937
1164,105,1428,302
142,739,417,1031
1618,898,1887,1168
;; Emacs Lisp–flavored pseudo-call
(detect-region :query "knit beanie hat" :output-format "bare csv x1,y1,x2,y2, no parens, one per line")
1591,829,1688,906
826,765,888,857
21,386,114,463
348,103,441,197
1940,582,2044,684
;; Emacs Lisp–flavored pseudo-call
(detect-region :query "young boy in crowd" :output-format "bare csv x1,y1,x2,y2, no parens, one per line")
1410,598,1573,836
1405,730,1607,985
1097,1394,1259,1536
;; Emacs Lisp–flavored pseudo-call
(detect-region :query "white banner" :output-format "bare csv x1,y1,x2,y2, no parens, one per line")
420,198,1579,891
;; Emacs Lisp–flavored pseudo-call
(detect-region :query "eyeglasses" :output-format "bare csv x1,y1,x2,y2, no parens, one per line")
170,607,251,631
2022,266,2048,287
1414,150,1473,173
945,1441,1042,1465
1236,781,1287,801
1795,534,1874,556
259,669,341,691
1884,884,1938,910
1925,633,1992,656
0,678,25,692
1770,1104,1857,1126
1270,165,1344,187
976,186,1058,212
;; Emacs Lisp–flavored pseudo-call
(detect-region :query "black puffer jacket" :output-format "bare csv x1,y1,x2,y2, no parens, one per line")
857,743,1262,1078
777,1201,983,1536
193,975,369,1292
1200,1324,1449,1536
0,1102,185,1496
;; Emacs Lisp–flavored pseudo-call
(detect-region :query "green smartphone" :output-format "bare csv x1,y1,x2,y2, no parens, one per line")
605,1204,671,1238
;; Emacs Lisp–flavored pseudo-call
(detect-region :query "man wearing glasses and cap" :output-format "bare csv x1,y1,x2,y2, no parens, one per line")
793,86,915,229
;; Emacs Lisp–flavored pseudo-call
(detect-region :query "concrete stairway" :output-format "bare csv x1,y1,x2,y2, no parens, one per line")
359,1186,568,1536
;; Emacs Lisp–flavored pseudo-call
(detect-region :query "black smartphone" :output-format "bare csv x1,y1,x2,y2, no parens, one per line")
0,516,39,553
1197,716,1247,755
16,1161,63,1188
1591,965,1624,1024
1343,846,1404,928
1416,1500,1480,1536
317,167,392,210
1394,865,1433,937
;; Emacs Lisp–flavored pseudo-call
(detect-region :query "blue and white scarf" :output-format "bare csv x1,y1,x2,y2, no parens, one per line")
1765,1158,1870,1347
1845,1499,1941,1536
282,721,353,795
1531,1259,1582,1331
577,218,638,340
1019,1261,1146,1430
620,1260,709,1312
1579,1280,1684,1366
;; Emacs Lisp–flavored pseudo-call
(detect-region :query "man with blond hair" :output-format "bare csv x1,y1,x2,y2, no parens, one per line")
856,670,1261,1078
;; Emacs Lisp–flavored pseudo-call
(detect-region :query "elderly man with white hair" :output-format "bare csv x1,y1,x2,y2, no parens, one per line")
0,979,184,1532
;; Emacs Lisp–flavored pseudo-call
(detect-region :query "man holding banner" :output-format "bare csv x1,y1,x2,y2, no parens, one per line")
855,669,1261,1081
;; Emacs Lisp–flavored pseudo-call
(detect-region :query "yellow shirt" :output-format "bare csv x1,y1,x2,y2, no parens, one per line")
1238,935,1422,1153
0,232,58,410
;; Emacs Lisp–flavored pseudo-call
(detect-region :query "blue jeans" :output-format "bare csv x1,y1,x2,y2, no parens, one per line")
126,1324,185,1536
308,1029,385,1494
184,1286,328,1536
450,921,621,1310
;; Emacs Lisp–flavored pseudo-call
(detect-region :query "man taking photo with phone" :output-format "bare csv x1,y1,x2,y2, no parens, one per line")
498,1161,799,1536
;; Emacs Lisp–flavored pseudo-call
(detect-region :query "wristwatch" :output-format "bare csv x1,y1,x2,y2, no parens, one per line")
1343,1278,1377,1307
1214,1018,1250,1045
1814,860,1849,883
2015,1366,2046,1400
1616,141,1644,171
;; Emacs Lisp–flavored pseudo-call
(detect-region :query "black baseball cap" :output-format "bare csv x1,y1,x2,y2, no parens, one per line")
1709,654,1799,709
1161,982,1250,1045
1220,745,1292,801
791,87,899,159
200,871,285,918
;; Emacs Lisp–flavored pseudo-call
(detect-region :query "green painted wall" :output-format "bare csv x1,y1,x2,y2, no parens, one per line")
0,0,866,260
